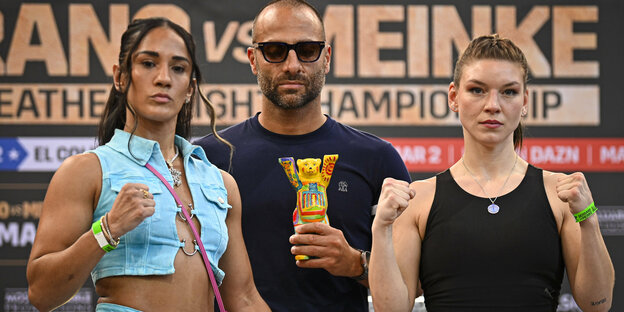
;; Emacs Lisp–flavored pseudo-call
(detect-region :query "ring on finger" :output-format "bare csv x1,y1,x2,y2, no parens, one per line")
142,189,150,199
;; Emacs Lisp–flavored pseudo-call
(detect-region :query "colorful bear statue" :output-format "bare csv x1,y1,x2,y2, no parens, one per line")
278,154,339,260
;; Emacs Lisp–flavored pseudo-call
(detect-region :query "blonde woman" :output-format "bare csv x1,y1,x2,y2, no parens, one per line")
370,35,614,312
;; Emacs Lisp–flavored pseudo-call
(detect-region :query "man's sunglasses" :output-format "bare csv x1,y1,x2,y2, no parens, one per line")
253,41,326,63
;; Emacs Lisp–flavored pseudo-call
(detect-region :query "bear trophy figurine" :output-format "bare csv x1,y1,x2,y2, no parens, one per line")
278,154,339,261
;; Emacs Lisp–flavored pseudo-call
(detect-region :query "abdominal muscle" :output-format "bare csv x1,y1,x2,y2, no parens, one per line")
95,219,215,312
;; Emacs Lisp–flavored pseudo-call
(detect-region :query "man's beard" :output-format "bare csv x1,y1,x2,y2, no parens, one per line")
257,67,325,110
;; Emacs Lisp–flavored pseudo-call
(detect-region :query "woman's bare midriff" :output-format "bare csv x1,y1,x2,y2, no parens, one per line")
95,249,214,311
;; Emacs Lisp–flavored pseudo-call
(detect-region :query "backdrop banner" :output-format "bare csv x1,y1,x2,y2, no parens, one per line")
1,1,622,311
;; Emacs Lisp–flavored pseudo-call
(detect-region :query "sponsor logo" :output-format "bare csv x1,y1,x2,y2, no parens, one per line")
338,181,348,192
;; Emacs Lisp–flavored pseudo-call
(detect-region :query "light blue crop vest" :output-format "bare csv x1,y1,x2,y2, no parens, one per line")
88,129,230,285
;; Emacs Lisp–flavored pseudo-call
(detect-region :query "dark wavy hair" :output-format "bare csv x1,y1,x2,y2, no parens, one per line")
453,34,529,149
97,17,232,156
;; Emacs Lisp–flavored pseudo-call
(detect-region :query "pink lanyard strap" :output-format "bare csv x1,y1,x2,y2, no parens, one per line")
145,163,226,312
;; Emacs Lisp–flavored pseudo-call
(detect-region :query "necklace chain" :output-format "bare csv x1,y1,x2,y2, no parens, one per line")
166,145,179,166
166,145,182,188
462,154,518,206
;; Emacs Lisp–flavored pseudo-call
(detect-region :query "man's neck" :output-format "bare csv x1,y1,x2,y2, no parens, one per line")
258,101,327,135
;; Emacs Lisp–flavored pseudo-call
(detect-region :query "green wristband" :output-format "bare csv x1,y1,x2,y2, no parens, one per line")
92,217,116,252
574,202,597,223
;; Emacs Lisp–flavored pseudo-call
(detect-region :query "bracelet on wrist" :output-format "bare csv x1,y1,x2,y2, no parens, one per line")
102,213,120,247
100,214,112,243
92,216,116,252
574,202,598,223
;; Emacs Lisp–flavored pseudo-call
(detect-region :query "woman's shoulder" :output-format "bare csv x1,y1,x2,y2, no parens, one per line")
404,176,437,232
410,176,437,197
58,152,101,175
48,153,102,203
542,168,563,176
219,169,235,186
219,169,239,193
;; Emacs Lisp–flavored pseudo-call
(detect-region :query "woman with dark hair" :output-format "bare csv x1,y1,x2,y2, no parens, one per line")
26,18,268,312
369,34,614,312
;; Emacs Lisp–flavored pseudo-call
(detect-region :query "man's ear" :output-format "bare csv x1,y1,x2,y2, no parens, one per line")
248,47,258,75
324,45,331,74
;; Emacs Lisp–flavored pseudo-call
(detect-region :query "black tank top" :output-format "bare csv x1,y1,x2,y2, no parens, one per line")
420,165,564,311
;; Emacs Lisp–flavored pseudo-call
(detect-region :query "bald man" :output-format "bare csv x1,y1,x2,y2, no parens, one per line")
195,1,410,310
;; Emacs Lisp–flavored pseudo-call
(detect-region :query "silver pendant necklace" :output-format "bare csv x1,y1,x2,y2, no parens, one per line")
166,145,182,188
462,155,518,214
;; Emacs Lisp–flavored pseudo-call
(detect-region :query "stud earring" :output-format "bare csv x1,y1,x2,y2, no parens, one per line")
521,108,527,116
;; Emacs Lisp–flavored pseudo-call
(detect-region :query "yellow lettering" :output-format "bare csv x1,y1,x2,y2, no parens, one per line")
0,12,4,74
432,5,470,77
496,6,550,77
553,6,598,77
0,201,8,219
472,6,492,37
204,21,239,62
69,4,128,76
407,6,428,78
133,4,190,32
6,4,68,76
22,201,43,219
323,5,354,78
233,21,252,63
358,5,405,77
